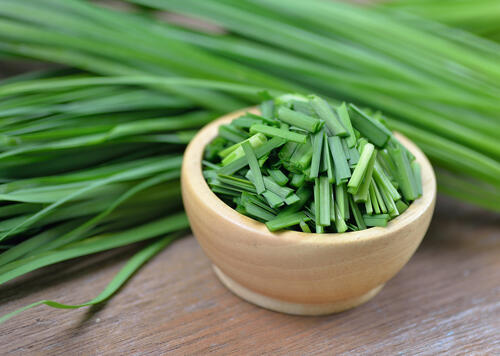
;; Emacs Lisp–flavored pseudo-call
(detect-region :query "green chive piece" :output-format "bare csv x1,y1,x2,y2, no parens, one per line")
219,132,267,158
299,219,311,233
314,178,321,228
266,212,310,232
262,190,285,209
284,194,300,206
329,188,336,223
348,143,375,194
250,124,307,144
387,143,418,201
289,138,313,171
240,192,278,215
363,214,390,227
292,101,316,117
279,141,298,163
336,103,356,147
319,176,331,226
348,104,392,147
290,173,306,188
242,141,265,194
261,175,294,199
315,224,324,234
373,180,388,214
334,203,348,233
218,137,286,176
268,169,289,186
335,184,346,221
348,146,360,167
353,149,377,202
277,107,324,133
246,112,279,126
217,175,256,193
365,191,373,215
309,95,347,136
369,181,381,214
328,136,351,184
276,186,312,217
373,161,401,201
411,161,423,197
350,196,367,230
309,131,324,178
324,135,336,183
260,100,274,120
244,202,276,222
395,200,409,214
219,124,248,143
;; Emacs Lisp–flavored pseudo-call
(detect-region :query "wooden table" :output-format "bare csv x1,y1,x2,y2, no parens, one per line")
1,196,499,355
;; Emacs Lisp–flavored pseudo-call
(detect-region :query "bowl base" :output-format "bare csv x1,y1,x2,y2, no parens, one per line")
213,265,384,316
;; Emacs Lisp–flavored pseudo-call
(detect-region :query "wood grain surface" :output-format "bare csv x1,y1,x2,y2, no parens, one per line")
1,196,499,355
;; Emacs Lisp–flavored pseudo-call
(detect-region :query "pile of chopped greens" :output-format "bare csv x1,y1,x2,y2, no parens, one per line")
204,95,422,233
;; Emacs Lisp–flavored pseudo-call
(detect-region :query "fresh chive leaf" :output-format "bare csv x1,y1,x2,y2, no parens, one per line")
250,124,307,144
262,190,285,209
336,103,356,147
348,143,375,194
334,202,348,233
290,173,306,188
353,149,377,203
268,169,289,186
328,136,351,184
309,130,324,179
277,106,324,133
218,124,248,143
350,196,367,230
242,141,265,194
244,201,276,222
218,137,286,176
266,212,310,232
363,214,390,227
348,104,392,147
299,219,311,233
319,176,331,226
309,95,347,136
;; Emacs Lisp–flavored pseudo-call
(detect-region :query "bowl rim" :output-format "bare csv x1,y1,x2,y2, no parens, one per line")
182,106,436,245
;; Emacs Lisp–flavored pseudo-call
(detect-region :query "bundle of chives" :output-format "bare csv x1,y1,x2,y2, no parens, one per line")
0,0,496,211
203,94,422,233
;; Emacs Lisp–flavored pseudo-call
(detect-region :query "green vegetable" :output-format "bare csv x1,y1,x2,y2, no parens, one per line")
204,94,422,233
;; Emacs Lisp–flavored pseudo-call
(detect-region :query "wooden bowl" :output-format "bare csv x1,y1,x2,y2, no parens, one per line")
181,107,436,315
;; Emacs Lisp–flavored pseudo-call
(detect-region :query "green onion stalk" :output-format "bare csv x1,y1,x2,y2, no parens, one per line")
0,0,499,322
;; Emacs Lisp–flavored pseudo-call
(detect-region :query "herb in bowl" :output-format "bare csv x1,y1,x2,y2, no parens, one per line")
203,94,422,233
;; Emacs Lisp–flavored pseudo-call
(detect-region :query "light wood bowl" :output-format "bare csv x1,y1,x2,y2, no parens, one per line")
181,107,436,315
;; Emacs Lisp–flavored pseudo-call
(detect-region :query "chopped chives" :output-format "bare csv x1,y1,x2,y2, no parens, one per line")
319,176,331,226
411,161,423,197
266,212,310,232
334,203,348,233
309,131,324,178
242,141,265,194
348,143,375,194
350,196,367,230
388,143,418,201
218,137,286,176
205,94,421,233
250,124,307,144
363,214,390,227
348,104,392,147
299,219,311,233
328,136,351,184
290,173,306,188
289,138,313,171
353,149,377,203
259,100,274,120
309,95,347,137
268,169,289,186
219,124,248,143
336,103,356,147
277,107,324,133
262,190,285,209
244,202,276,222
395,200,409,214
324,135,335,183
219,132,267,159
369,181,381,214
